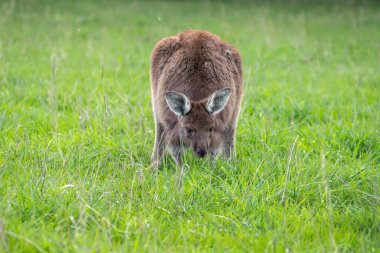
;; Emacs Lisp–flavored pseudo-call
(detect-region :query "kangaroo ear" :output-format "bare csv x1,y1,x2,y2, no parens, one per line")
165,91,191,116
206,88,232,115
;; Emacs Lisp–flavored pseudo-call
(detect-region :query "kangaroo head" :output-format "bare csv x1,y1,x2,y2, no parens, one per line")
165,88,232,158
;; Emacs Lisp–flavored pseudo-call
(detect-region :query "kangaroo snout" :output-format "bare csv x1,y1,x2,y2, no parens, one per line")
196,149,207,158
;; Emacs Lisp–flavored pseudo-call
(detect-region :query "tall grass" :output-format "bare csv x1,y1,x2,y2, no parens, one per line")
0,0,379,252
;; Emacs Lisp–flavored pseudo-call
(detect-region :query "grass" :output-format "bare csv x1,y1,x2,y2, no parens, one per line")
0,0,379,252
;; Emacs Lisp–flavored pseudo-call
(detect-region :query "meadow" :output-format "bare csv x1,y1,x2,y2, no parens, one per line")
0,0,379,252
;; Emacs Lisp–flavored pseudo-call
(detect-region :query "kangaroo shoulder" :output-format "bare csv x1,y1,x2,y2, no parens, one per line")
151,36,181,77
220,43,242,78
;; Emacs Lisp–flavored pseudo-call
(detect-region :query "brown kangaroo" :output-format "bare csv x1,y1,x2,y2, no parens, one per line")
150,30,243,171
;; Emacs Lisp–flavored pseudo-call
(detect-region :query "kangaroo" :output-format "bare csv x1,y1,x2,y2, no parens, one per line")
150,30,243,171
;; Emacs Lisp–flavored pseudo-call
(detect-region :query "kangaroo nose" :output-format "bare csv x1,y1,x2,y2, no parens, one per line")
196,149,207,158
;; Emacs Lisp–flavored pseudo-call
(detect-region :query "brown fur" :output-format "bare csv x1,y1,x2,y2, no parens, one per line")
150,29,243,171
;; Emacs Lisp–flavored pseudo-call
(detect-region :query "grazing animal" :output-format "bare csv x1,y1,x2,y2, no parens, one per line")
150,29,243,171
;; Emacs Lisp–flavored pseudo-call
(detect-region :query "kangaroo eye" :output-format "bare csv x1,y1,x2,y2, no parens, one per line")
209,127,214,132
185,128,194,134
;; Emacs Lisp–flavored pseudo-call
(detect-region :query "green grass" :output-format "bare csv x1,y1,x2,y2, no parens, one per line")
0,0,379,252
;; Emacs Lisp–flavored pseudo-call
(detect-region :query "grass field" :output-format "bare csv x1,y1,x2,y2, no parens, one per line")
0,0,379,252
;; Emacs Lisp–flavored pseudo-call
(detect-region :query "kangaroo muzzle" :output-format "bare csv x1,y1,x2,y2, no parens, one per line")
196,149,207,158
